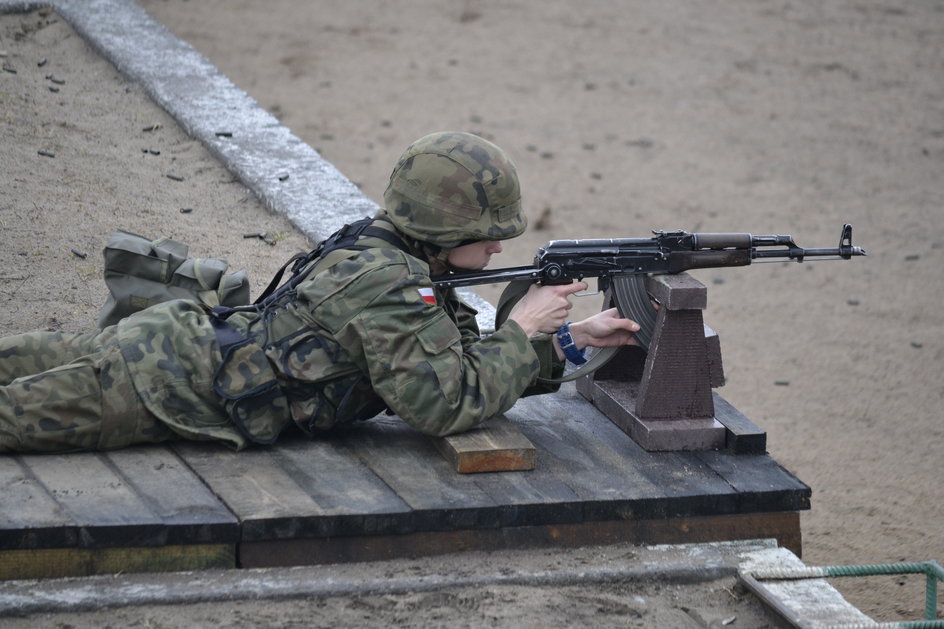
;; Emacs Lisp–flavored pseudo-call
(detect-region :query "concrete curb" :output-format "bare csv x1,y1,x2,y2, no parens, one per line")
0,540,771,616
0,539,874,626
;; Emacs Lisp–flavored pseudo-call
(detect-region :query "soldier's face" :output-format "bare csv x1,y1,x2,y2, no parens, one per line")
447,240,504,270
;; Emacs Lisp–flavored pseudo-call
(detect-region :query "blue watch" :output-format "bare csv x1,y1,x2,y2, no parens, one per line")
556,322,587,365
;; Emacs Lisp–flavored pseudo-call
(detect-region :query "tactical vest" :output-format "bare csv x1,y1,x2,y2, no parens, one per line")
209,217,413,444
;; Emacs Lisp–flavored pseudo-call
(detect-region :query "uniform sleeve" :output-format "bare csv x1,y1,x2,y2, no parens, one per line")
522,334,566,396
315,259,542,437
442,289,484,349
444,286,565,393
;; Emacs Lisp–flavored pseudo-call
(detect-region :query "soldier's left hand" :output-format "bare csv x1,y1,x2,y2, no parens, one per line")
568,308,641,350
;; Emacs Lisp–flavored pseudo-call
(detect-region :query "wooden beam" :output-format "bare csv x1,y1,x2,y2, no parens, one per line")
431,415,536,473
0,544,235,581
239,511,802,568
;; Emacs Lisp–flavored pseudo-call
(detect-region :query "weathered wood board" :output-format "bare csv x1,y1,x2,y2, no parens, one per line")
0,447,238,579
431,414,536,473
180,384,808,568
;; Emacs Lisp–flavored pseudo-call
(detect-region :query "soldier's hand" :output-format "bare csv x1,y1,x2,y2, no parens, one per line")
567,309,640,350
508,282,587,336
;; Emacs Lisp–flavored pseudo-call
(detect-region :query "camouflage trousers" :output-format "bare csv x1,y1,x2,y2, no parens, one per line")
0,326,176,453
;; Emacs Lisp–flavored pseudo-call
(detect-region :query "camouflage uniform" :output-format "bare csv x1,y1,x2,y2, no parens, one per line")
0,132,563,453
0,300,251,452
0,241,560,452
230,218,562,442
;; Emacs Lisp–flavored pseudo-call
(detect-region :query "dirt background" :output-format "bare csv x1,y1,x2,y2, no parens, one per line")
1,0,942,624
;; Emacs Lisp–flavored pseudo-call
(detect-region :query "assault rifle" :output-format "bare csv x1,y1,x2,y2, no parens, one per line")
434,224,864,356
432,223,865,292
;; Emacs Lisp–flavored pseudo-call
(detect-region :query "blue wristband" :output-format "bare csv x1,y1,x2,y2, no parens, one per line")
556,322,587,365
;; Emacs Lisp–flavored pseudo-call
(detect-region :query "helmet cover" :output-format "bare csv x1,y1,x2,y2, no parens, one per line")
383,131,526,248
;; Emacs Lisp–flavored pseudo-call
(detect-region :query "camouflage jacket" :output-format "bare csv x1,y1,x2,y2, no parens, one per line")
117,226,563,448
226,225,565,442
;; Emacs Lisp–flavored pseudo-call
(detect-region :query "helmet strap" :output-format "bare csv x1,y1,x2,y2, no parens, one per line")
378,210,453,270
422,242,451,268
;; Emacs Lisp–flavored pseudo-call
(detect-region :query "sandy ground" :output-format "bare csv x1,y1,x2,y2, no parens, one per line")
1,0,942,624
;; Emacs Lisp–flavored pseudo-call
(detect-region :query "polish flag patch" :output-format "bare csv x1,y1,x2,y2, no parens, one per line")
418,287,437,305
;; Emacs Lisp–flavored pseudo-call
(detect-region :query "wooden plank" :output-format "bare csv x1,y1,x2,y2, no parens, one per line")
431,414,536,473
467,469,584,527
512,384,807,526
0,456,76,550
104,447,238,542
239,510,802,568
695,450,811,514
174,438,411,541
507,392,667,501
713,393,768,454
272,438,412,510
21,453,145,535
13,448,236,548
0,544,234,581
338,418,504,531
174,445,327,522
340,417,582,531
509,387,742,521
347,417,604,535
638,511,802,557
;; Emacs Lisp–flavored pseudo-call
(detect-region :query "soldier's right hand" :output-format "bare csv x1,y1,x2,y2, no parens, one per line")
508,282,587,337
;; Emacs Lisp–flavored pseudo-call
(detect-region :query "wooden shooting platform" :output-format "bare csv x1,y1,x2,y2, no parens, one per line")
0,383,809,580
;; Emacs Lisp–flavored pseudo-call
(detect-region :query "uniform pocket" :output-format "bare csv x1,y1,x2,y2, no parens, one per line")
415,311,462,355
214,339,291,444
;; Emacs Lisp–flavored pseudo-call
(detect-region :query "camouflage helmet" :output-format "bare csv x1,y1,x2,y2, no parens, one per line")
383,132,527,248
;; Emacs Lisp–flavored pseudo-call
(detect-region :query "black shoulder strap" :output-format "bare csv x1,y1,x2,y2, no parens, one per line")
252,251,308,307
252,217,411,306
